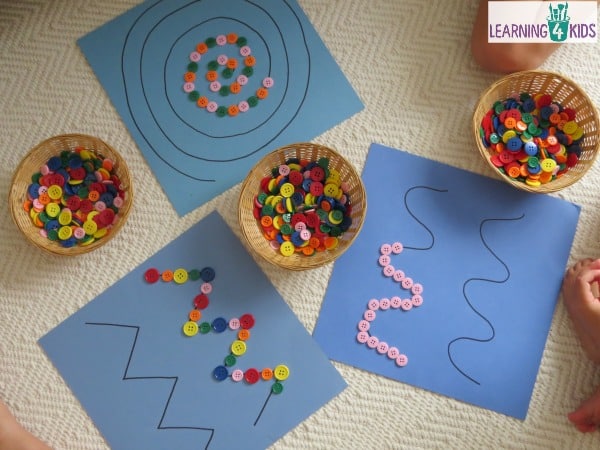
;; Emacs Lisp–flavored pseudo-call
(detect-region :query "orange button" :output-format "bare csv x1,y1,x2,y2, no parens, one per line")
260,216,273,228
244,55,256,67
189,309,201,322
256,87,268,99
261,368,273,381
197,96,209,108
229,82,241,94
226,32,238,44
504,117,516,129
161,270,174,282
206,71,218,82
226,58,238,70
184,71,196,82
88,190,100,202
227,105,239,116
196,42,208,54
238,329,250,341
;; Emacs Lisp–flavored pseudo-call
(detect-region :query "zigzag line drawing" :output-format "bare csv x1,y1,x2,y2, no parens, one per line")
85,322,215,449
446,214,525,385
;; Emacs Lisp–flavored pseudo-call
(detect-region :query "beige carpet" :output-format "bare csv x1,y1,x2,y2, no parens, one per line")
1,0,600,448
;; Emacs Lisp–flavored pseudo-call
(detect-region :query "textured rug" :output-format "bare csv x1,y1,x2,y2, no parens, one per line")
1,0,599,448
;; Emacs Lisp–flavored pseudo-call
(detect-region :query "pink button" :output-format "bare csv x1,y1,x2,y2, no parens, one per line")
401,277,413,289
412,295,423,307
294,222,306,232
33,198,44,210
401,300,413,311
216,35,227,46
379,298,391,310
238,101,250,112
364,310,376,321
207,101,218,113
279,164,290,175
356,331,369,343
240,45,252,57
396,354,408,367
380,243,392,255
231,369,244,381
378,255,391,267
189,51,201,62
229,318,240,330
390,296,402,308
237,75,249,86
376,341,389,354
300,229,311,240
94,201,106,212
217,54,228,65
387,347,400,359
183,82,195,93
391,242,403,254
201,282,212,294
357,320,370,332
210,81,221,92
262,77,274,88
367,299,380,311
113,196,124,208
383,265,395,277
73,227,86,239
366,336,379,349
38,185,49,195
393,270,405,282
411,283,423,295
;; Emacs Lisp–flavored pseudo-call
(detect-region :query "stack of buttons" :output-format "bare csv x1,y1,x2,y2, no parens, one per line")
254,157,354,257
479,92,584,187
23,148,126,247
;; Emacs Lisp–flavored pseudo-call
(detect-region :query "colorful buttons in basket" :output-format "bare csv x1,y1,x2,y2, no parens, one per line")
480,92,585,186
254,157,353,257
23,148,126,248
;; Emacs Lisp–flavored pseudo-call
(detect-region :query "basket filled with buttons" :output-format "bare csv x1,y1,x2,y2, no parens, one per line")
238,142,367,271
9,133,134,255
473,70,599,193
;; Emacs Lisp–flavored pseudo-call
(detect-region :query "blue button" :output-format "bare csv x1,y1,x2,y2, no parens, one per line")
211,317,227,333
28,183,40,198
524,141,538,155
506,137,522,151
200,267,215,282
47,156,62,171
213,365,229,381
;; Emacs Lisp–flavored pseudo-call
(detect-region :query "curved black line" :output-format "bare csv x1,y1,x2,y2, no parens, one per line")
402,186,448,251
85,322,215,449
121,0,310,181
446,214,525,385
253,389,274,426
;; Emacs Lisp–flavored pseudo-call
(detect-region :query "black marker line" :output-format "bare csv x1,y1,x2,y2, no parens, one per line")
446,214,525,385
85,322,215,449
253,389,274,426
402,186,448,251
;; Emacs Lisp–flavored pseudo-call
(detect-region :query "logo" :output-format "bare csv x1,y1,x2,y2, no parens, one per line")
488,1,597,43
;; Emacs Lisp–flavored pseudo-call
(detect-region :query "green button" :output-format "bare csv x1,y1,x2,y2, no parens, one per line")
224,354,236,367
199,322,212,334
280,223,292,235
216,106,227,117
188,91,200,102
207,60,219,71
219,86,229,96
222,68,234,79
188,269,201,281
271,382,284,394
236,36,248,47
187,62,198,73
205,37,217,48
248,96,258,107
242,66,254,77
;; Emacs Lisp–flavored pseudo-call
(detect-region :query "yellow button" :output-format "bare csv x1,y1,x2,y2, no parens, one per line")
182,321,198,336
540,158,557,173
231,340,247,356
58,226,72,240
279,183,295,198
83,220,98,235
273,364,290,381
323,183,339,198
47,185,63,200
58,208,72,226
173,268,189,284
279,241,295,256
45,202,61,218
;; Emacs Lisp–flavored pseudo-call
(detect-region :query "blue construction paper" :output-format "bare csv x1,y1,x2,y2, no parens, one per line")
313,143,581,420
77,0,363,216
40,212,346,450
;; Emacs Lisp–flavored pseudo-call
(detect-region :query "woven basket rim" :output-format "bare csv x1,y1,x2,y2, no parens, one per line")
472,70,600,193
8,133,134,255
238,142,367,270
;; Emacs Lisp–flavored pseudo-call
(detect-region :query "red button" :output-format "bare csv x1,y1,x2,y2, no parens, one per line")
244,368,260,384
240,313,255,329
193,294,209,310
144,268,160,283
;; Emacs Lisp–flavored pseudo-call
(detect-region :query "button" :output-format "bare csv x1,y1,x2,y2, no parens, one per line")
387,347,400,359
239,313,255,329
411,283,423,295
367,299,380,310
212,317,227,333
262,77,274,88
412,295,423,307
357,320,370,332
244,368,260,384
401,300,413,311
393,270,405,282
231,369,244,382
183,321,199,336
193,294,209,310
173,268,189,284
382,265,395,277
356,331,369,343
364,310,376,321
213,365,229,381
229,318,240,329
189,309,201,321
240,45,252,57
396,354,408,367
238,329,250,341
224,354,237,367
144,268,160,283
272,382,284,394
379,298,391,310
401,277,413,289
378,255,391,266
376,341,389,354
261,368,274,380
390,296,402,308
273,364,290,381
231,340,247,356
200,282,212,294
366,336,379,349
391,242,403,254
161,270,174,282
200,267,215,282
199,322,212,334
280,241,295,256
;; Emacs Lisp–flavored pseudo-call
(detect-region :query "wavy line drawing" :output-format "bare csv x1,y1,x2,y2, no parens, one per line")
403,186,449,251
446,214,525,385
85,322,217,448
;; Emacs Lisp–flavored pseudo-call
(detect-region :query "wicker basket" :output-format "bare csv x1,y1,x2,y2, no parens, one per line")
9,134,133,255
238,142,367,270
473,70,599,193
